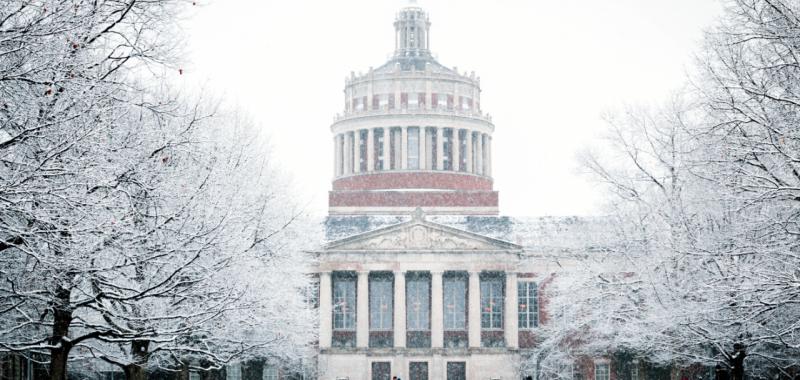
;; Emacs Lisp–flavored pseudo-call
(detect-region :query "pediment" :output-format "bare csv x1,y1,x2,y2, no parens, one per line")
325,219,521,252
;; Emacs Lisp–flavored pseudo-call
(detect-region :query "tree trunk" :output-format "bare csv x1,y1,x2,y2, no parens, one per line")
49,288,73,380
123,340,150,380
730,343,746,380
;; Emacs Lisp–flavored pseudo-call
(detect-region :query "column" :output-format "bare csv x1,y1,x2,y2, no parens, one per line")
367,128,375,172
486,135,492,177
319,272,332,349
419,127,427,170
344,132,352,175
431,271,444,348
453,129,461,172
394,270,406,348
468,271,481,348
401,127,408,170
354,131,362,174
476,133,484,176
505,272,519,348
465,130,473,173
436,127,444,170
383,127,391,170
357,271,369,348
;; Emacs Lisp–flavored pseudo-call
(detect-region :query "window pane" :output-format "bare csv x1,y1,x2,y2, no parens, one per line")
408,127,420,169
595,364,609,380
226,363,241,380
407,275,430,331
518,281,538,329
446,362,466,380
333,274,356,330
263,366,278,380
443,276,466,330
480,277,503,330
370,276,393,331
372,362,391,380
410,362,429,380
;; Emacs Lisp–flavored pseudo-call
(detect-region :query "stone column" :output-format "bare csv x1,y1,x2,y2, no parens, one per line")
468,271,481,348
367,128,375,172
353,131,362,174
394,270,406,348
453,129,461,172
465,130,473,173
357,271,369,348
419,127,427,170
383,127,391,170
344,132,352,175
505,272,519,348
401,127,408,170
319,272,332,349
436,127,444,170
431,271,444,348
476,133,484,176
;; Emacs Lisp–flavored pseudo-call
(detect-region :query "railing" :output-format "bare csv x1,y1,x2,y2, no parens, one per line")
334,107,493,123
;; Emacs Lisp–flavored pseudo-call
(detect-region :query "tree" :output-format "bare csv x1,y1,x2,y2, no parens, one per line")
0,1,315,379
533,1,800,377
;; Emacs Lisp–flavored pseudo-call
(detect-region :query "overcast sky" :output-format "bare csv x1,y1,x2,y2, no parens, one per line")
183,0,722,218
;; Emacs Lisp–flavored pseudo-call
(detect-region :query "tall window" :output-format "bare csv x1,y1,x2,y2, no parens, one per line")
480,277,503,329
406,274,430,331
369,275,393,330
595,363,610,380
375,129,386,170
359,129,368,172
407,127,420,169
406,273,431,348
332,274,356,330
443,275,466,330
518,281,539,329
226,363,242,380
263,366,278,380
442,128,453,171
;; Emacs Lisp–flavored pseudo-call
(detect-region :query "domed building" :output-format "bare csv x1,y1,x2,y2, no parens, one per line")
314,3,602,380
329,1,497,216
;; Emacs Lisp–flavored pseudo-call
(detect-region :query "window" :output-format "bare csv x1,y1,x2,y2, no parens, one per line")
442,128,453,171
189,371,201,380
443,275,466,330
226,363,242,380
431,93,438,109
407,127,420,169
480,277,503,330
263,366,278,380
409,362,429,380
406,274,430,331
418,93,426,108
369,274,393,331
372,362,391,380
631,363,639,380
407,272,431,348
595,363,609,380
359,129,368,172
518,281,539,329
332,274,356,330
375,129,386,170
446,362,466,380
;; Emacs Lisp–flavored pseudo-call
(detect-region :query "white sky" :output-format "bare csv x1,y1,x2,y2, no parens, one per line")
183,0,722,218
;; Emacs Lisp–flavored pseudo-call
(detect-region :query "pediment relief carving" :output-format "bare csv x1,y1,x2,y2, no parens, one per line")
327,222,518,251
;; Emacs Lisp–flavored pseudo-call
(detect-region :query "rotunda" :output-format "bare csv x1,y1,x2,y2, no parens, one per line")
329,2,498,215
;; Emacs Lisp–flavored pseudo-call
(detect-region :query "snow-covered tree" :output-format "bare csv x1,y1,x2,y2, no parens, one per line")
0,1,315,379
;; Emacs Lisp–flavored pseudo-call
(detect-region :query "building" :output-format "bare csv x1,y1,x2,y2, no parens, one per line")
315,3,583,379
